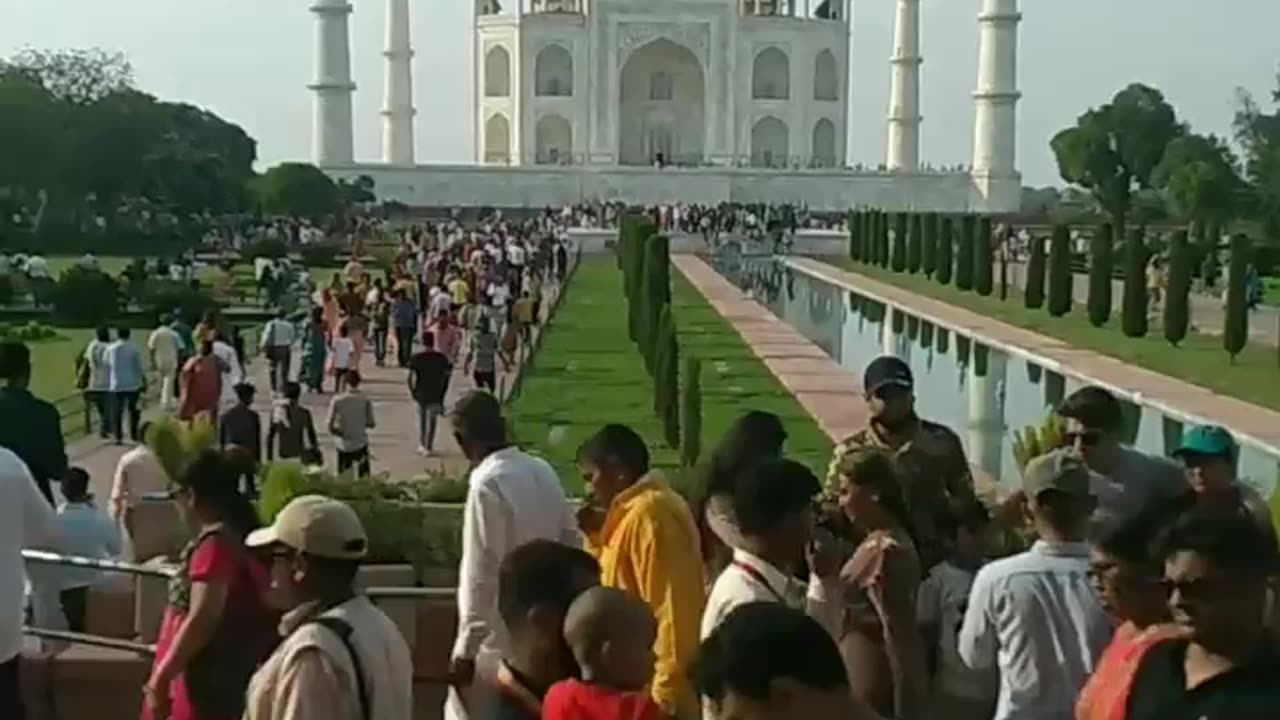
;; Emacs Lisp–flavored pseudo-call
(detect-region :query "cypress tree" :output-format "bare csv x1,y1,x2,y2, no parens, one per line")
1024,233,1046,309
866,212,878,265
878,211,891,267
680,356,702,467
1121,227,1149,338
656,306,681,448
639,236,670,371
1164,229,1192,347
975,216,994,296
1087,223,1114,327
1047,224,1072,316
936,216,955,285
891,212,908,271
849,212,862,262
922,213,937,277
624,221,651,344
907,214,923,274
1223,234,1250,361
956,215,976,290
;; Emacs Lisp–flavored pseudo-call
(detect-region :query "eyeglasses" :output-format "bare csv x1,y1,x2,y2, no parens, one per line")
1064,430,1105,447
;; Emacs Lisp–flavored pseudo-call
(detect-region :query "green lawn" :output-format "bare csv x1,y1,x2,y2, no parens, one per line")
508,258,833,496
826,259,1280,413
28,327,93,403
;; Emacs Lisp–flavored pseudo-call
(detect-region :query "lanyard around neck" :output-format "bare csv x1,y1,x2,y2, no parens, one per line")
732,560,787,603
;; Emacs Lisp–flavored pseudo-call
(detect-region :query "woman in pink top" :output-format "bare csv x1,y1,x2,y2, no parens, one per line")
142,451,275,720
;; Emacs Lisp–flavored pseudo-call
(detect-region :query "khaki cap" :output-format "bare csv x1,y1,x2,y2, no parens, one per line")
247,495,368,560
1022,450,1091,499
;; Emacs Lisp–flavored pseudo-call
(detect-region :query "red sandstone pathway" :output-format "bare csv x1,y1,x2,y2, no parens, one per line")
791,257,1280,454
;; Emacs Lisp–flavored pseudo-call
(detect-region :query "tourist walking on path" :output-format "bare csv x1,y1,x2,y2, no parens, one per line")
958,451,1113,720
244,495,413,720
574,425,706,718
327,370,375,476
445,391,580,720
301,306,328,394
266,382,319,462
1056,387,1187,534
391,289,419,367
915,503,997,720
701,458,842,647
0,342,66,504
369,290,390,367
52,467,121,632
466,319,506,393
694,603,882,720
219,383,263,497
149,315,184,411
330,323,356,394
481,540,601,720
179,341,224,424
428,309,463,366
828,355,977,569
407,331,451,455
108,420,169,557
143,451,275,720
1123,508,1280,719
1074,504,1182,720
107,327,146,444
260,308,296,394
826,448,928,720
84,326,113,437
0,446,57,720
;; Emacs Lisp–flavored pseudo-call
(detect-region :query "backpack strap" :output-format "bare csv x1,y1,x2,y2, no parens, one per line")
309,615,370,720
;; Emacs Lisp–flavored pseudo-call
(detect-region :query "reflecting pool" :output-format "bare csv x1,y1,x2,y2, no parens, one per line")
710,252,1280,498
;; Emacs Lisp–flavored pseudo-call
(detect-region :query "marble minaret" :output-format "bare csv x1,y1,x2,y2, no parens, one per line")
971,0,1022,210
310,0,356,166
886,0,922,171
382,0,416,164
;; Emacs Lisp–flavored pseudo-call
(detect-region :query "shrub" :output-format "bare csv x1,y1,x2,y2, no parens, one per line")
1121,227,1149,338
1087,223,1114,327
1047,224,1072,317
680,356,702,468
0,321,59,343
136,279,221,325
921,214,937,277
1224,234,1250,360
891,213,908,272
52,266,121,327
297,240,345,268
936,216,955,285
955,215,975,290
975,217,994,296
1163,230,1191,346
1024,233,1046,309
907,214,923,274
0,273,13,305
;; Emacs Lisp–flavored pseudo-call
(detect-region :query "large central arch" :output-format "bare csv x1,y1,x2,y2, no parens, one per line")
618,38,705,166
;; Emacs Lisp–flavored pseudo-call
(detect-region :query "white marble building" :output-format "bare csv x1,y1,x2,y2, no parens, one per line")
311,0,1023,213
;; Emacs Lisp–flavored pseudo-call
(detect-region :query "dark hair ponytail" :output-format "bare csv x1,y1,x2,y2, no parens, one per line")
181,450,261,539
837,448,920,547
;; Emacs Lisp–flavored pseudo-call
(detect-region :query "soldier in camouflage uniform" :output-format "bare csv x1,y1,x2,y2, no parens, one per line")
827,355,977,569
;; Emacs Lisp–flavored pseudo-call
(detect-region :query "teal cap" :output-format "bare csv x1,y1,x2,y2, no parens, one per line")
1174,425,1238,460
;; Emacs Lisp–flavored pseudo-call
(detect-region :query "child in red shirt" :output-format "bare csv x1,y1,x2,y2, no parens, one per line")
542,587,668,720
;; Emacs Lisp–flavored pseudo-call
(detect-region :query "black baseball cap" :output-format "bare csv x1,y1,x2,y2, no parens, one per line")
863,355,913,395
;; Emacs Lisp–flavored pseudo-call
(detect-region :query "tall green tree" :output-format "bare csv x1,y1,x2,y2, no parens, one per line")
922,213,938,277
1163,229,1192,346
1153,133,1244,232
848,211,862,261
956,215,976,290
640,235,671,372
1121,227,1149,337
1233,73,1280,239
975,217,994,296
654,306,681,448
891,212,908,271
1087,223,1114,326
907,214,923,273
680,356,702,467
1024,232,1046,309
1223,234,1251,361
254,163,339,220
1051,83,1185,241
936,216,955,285
1047,225,1073,316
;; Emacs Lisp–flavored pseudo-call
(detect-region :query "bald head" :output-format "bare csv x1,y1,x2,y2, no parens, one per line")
563,586,655,676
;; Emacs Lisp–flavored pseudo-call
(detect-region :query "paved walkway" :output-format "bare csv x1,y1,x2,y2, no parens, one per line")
794,257,1280,453
1005,260,1280,346
69,280,568,498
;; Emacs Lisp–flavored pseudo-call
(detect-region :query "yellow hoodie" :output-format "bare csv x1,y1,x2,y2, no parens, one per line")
587,472,706,718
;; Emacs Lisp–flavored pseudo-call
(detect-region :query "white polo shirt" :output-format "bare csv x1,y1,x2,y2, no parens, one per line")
1,448,56,662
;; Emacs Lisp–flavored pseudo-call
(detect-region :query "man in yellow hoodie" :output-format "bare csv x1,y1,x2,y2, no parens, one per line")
576,424,706,719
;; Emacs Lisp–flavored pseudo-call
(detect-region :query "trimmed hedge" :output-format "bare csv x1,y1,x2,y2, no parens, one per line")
1224,234,1250,359
1121,228,1149,338
955,215,976,291
975,216,994,296
907,213,923,274
936,216,955,285
1047,224,1072,317
1024,232,1046,309
1163,229,1191,346
1087,223,1114,327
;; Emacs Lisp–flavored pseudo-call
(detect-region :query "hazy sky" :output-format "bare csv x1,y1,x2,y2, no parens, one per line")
3,0,1277,186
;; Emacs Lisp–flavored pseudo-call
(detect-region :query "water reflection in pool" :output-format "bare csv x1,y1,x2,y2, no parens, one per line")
710,252,1280,497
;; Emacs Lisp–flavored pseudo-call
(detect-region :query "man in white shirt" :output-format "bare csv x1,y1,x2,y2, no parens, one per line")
444,391,579,720
244,495,412,720
261,309,297,394
148,316,183,410
83,326,113,438
958,450,1113,720
0,447,57,719
700,458,840,643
